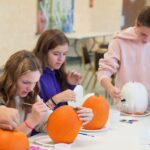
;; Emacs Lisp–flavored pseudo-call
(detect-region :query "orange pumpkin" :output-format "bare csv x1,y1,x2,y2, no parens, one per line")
47,105,82,144
82,95,109,130
0,129,29,150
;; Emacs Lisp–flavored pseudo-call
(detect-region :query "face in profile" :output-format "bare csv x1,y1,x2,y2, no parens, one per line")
16,71,41,97
135,26,150,43
47,44,69,70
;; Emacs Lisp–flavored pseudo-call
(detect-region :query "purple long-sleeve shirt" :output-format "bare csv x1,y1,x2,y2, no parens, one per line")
39,67,75,108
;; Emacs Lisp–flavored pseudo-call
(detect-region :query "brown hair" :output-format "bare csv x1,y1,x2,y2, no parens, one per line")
33,29,69,90
0,50,42,112
136,6,150,27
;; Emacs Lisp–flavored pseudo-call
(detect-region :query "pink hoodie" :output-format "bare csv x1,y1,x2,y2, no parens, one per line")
98,27,150,104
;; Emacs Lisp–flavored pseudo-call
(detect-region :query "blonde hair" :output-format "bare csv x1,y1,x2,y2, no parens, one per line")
0,50,42,112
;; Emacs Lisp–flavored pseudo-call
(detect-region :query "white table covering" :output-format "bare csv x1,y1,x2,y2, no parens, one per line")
30,112,150,150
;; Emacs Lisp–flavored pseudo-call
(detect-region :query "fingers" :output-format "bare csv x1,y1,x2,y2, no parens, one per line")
4,108,20,129
8,120,18,130
81,118,92,126
0,119,18,130
0,123,14,130
67,70,82,84
2,113,19,129
70,92,76,101
68,70,80,76
62,90,76,101
77,110,93,119
29,101,49,126
79,115,93,126
110,87,121,102
32,101,49,115
70,71,82,79
76,107,93,125
66,90,76,100
37,97,49,110
52,90,76,103
32,101,48,112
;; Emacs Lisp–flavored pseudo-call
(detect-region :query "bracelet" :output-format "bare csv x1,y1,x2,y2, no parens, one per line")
49,97,56,106
24,120,33,130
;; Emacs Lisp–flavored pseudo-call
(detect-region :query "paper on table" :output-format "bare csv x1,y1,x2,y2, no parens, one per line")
68,85,83,107
33,135,54,147
80,126,108,133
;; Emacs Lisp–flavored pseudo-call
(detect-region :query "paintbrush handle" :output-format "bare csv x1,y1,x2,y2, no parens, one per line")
22,102,32,106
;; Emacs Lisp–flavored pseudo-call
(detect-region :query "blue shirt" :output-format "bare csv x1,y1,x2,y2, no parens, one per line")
39,67,75,109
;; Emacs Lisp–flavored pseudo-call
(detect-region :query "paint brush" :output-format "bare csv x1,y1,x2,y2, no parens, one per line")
22,102,33,106
23,102,52,110
79,132,95,137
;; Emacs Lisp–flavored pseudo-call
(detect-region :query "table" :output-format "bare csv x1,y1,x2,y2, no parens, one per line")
65,32,113,56
30,110,150,150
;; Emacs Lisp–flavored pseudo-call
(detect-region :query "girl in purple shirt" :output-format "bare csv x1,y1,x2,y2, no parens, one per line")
33,29,93,125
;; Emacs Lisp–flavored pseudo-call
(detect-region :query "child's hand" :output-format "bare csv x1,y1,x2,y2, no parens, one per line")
52,89,76,103
76,107,93,125
67,70,82,85
108,86,122,103
26,101,49,127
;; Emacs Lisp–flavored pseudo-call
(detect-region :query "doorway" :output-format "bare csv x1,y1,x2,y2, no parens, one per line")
122,0,145,29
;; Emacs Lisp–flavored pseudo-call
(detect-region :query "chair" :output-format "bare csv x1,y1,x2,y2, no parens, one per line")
80,44,115,97
80,45,107,92
91,43,110,97
99,43,109,50
91,43,115,94
80,46,94,89
91,50,105,89
81,46,92,68
99,43,115,85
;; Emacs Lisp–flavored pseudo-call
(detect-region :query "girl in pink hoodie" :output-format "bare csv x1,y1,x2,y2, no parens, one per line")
98,6,150,108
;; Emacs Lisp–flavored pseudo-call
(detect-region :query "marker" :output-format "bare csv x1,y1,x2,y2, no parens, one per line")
120,119,138,124
128,119,138,124
79,132,95,137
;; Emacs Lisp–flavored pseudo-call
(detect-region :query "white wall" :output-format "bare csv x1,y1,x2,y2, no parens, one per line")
146,0,150,5
74,0,122,33
0,0,123,66
0,0,37,66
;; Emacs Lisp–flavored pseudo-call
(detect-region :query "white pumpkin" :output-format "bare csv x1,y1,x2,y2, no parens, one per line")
121,82,148,114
